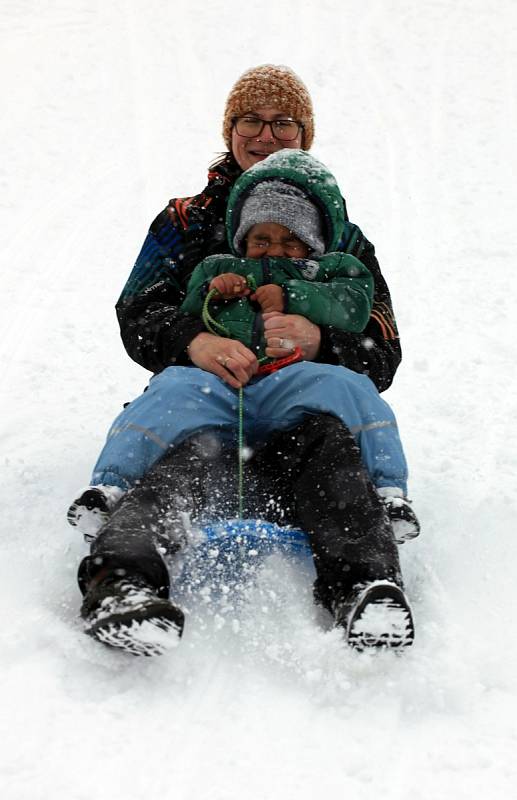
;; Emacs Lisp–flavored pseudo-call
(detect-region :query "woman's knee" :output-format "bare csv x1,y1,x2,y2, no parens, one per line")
150,366,220,391
149,367,235,406
279,363,376,408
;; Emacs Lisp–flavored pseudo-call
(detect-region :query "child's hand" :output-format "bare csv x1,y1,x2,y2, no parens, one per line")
251,284,284,313
209,273,250,299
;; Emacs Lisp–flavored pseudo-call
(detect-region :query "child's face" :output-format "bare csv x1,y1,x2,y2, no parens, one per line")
245,222,310,259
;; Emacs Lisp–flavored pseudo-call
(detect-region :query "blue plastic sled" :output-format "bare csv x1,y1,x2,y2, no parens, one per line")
176,519,312,589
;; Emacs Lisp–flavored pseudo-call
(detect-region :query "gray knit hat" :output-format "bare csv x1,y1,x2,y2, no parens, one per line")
233,181,324,256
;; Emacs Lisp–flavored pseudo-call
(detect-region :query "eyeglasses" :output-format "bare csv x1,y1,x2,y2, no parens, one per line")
232,116,304,142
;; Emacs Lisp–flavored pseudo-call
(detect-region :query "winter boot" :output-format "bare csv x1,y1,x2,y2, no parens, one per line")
334,580,414,651
81,572,184,656
377,487,421,544
67,485,125,541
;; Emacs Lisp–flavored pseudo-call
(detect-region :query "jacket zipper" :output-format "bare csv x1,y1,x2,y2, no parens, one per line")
250,257,271,355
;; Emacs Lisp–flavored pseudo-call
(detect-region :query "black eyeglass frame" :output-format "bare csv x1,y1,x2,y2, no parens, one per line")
231,116,305,142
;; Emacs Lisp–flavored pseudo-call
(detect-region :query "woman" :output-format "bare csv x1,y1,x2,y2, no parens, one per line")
76,66,414,656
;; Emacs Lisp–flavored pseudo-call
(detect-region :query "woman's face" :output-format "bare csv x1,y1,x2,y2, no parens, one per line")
231,106,303,171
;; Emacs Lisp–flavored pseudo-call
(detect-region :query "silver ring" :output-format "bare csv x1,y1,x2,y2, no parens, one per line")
279,338,285,348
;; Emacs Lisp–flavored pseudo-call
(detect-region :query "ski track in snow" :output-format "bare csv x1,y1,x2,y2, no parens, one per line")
1,1,517,798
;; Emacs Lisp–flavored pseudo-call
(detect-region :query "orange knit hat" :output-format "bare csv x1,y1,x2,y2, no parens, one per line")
222,64,314,151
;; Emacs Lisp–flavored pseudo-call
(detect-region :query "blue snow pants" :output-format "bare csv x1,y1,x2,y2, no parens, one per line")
91,362,408,495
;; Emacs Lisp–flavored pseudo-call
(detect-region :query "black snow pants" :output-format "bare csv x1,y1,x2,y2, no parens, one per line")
78,414,402,612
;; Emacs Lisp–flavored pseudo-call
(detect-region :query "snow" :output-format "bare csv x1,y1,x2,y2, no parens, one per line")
1,0,517,798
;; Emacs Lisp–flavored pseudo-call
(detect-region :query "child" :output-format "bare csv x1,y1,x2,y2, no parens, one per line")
180,181,375,359
68,150,419,544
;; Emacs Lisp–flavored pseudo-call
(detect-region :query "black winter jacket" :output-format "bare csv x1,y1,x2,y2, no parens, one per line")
116,154,401,392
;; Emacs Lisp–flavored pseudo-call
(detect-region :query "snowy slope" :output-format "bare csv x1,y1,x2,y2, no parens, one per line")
1,1,517,798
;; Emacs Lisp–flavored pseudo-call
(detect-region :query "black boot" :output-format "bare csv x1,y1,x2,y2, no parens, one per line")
81,571,184,657
333,580,414,651
76,434,226,655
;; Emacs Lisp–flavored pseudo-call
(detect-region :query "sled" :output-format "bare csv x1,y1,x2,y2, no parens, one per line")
176,519,311,588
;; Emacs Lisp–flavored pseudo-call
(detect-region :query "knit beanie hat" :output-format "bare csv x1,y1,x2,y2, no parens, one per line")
233,181,324,256
223,64,314,151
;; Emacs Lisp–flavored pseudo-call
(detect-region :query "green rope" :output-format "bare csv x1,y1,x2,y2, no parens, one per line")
238,388,244,518
202,279,276,518
202,288,232,337
202,284,257,519
201,275,257,336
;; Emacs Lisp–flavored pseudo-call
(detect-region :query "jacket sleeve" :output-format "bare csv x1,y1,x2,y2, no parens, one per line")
283,254,374,333
316,232,402,392
116,208,207,373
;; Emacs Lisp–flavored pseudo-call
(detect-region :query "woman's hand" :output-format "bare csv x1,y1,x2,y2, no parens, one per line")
263,312,321,361
209,273,250,299
187,332,258,389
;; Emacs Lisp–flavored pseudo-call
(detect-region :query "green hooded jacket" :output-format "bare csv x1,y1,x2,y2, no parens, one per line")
180,150,374,358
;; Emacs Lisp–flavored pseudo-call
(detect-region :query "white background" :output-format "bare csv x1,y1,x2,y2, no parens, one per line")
1,1,516,798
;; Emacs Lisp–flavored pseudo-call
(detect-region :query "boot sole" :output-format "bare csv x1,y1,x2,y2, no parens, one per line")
86,605,185,657
67,493,111,541
345,581,415,651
